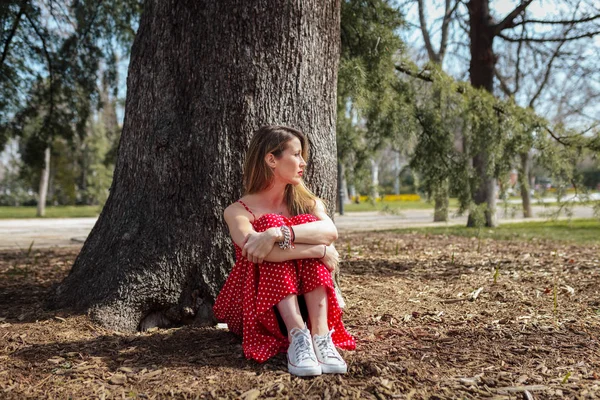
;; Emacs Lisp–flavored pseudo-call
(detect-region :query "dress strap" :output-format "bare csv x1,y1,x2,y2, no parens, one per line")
237,200,257,220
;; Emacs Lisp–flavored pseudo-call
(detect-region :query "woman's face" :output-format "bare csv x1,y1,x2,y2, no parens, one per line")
269,137,307,186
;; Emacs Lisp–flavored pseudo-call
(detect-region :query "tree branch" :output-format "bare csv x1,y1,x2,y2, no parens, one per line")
493,0,535,35
25,12,55,139
494,67,513,97
544,126,571,147
396,63,433,82
513,20,528,94
439,0,460,63
498,31,600,42
1,2,27,69
510,14,600,28
417,0,438,63
528,26,572,108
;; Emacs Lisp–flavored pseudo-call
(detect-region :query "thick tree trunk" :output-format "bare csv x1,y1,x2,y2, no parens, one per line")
433,178,449,222
519,151,533,218
51,0,341,332
467,0,497,227
467,0,495,93
36,146,51,217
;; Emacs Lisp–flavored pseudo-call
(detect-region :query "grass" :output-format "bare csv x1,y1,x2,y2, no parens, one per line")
394,218,600,244
0,206,100,219
344,198,460,212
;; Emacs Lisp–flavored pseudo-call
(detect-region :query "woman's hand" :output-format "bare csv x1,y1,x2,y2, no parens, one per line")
242,228,280,264
320,244,339,272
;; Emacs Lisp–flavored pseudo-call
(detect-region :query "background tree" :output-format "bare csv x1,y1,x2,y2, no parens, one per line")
414,0,458,221
337,0,406,209
400,0,600,226
493,4,600,217
467,0,599,226
1,0,140,213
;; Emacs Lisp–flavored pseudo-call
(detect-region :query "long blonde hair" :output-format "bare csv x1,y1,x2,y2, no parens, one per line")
243,125,319,216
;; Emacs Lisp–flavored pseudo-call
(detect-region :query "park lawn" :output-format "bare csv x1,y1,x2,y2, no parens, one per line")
1,201,453,217
344,198,460,212
0,206,100,219
394,218,600,244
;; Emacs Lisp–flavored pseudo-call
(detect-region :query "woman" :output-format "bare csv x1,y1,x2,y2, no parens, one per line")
214,125,355,377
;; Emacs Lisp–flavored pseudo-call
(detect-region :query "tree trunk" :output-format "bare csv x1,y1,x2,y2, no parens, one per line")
467,153,497,227
370,158,379,200
36,146,51,217
433,178,449,222
519,151,532,218
337,162,350,214
467,0,497,227
51,0,341,332
468,0,495,93
394,152,405,195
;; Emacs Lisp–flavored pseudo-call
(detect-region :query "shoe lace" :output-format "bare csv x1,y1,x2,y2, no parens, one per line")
316,330,340,360
291,329,315,363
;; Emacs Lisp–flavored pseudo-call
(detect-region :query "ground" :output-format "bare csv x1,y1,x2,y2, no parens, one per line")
1,232,599,399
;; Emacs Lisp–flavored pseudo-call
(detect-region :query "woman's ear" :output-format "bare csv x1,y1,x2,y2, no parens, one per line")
265,153,276,168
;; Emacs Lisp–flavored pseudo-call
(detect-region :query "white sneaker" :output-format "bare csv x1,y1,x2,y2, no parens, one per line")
287,327,322,377
312,329,347,374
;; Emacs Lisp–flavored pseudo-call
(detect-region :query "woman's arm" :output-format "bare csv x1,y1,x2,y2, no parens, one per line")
262,243,326,263
264,242,339,272
224,203,329,264
291,199,338,245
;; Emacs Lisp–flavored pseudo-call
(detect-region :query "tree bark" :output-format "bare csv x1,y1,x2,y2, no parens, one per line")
51,0,341,332
36,146,50,217
467,0,497,227
519,151,532,218
433,178,449,222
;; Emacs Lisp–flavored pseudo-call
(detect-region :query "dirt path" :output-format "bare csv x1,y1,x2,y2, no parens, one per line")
1,232,599,398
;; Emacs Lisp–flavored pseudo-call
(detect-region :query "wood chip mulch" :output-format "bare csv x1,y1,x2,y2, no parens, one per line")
1,232,599,399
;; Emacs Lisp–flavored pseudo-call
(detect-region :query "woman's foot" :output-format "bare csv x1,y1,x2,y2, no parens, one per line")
312,329,347,374
287,327,321,377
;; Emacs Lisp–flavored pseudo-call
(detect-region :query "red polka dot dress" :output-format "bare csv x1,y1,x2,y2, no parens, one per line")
213,200,356,363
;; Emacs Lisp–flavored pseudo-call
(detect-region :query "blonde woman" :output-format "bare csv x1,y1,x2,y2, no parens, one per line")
214,125,355,376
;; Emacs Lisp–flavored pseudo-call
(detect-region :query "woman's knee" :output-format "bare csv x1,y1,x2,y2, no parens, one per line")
304,285,327,306
299,261,333,293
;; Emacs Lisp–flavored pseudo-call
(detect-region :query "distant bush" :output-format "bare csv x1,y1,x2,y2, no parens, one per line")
582,168,600,190
351,194,421,203
0,187,37,206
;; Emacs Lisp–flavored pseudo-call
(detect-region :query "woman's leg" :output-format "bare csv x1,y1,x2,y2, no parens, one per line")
304,285,329,336
278,293,321,377
304,284,347,374
276,294,305,340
